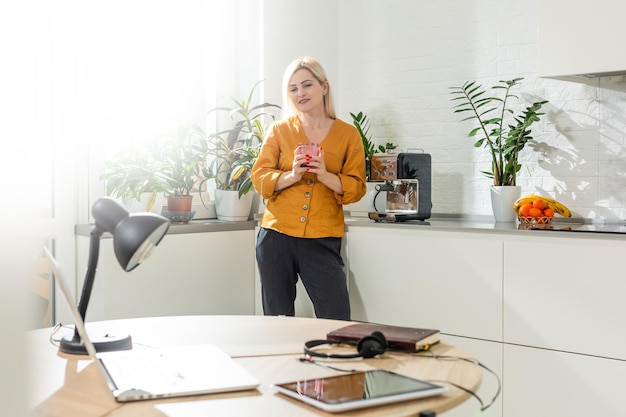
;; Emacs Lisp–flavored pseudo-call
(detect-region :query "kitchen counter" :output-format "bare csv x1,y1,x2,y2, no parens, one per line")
76,214,626,239
345,214,626,239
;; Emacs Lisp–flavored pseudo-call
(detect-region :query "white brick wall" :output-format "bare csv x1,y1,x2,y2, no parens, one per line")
335,0,626,222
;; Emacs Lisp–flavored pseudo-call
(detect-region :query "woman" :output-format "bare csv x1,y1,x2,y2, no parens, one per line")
251,56,366,320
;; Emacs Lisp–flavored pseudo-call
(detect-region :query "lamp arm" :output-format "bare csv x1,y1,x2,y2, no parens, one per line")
73,226,104,339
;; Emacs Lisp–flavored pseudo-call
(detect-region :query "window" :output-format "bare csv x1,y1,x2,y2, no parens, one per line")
6,1,255,326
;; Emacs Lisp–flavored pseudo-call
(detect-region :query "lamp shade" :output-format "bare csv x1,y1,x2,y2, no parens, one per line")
113,215,170,271
91,197,170,271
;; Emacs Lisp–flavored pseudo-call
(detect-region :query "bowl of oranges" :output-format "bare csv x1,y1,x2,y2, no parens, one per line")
514,194,572,228
516,198,555,224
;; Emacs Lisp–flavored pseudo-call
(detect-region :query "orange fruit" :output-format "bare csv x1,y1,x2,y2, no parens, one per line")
532,199,546,210
518,203,532,217
528,207,543,217
543,208,555,217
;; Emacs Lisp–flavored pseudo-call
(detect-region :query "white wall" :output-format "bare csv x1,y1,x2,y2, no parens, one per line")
67,0,626,223
330,0,626,221
261,0,339,112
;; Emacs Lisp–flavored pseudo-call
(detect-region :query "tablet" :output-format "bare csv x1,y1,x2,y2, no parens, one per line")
271,369,448,413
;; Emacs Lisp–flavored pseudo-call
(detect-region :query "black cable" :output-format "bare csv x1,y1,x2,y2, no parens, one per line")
372,181,395,212
373,190,381,212
429,379,485,410
413,351,502,412
49,322,74,346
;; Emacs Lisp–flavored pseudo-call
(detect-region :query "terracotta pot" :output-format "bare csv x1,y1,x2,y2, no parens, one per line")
167,195,193,212
165,195,195,223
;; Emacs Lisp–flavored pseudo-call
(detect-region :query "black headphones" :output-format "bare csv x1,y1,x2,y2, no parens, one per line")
303,331,388,359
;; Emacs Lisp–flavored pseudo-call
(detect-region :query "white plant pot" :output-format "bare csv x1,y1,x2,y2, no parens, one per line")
347,182,386,217
192,191,217,219
214,189,254,221
490,185,521,222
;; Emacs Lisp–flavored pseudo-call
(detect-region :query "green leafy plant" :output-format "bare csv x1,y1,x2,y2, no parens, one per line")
100,145,170,210
350,111,396,180
100,120,206,215
158,120,205,197
449,78,548,186
199,80,280,198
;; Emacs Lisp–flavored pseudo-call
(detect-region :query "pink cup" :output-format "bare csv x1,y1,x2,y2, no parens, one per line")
297,143,320,156
297,143,319,167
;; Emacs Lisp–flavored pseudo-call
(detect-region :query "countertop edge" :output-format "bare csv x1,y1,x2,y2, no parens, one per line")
75,215,626,241
75,219,256,237
345,216,626,241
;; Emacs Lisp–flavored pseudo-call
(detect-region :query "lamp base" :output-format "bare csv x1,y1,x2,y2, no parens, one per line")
59,332,133,355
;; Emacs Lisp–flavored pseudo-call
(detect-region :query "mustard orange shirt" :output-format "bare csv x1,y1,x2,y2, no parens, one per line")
251,116,366,238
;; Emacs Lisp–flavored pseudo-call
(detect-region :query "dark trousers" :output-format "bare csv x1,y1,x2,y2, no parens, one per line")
255,228,350,320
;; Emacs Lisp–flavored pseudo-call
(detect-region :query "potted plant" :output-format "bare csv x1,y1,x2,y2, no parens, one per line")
199,80,280,221
350,111,395,181
347,111,396,216
158,120,206,222
100,145,169,213
449,78,548,221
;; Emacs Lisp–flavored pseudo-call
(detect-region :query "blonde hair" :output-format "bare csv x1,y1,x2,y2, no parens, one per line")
281,56,336,119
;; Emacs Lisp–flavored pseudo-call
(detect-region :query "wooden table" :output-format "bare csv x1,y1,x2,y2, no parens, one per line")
27,315,481,416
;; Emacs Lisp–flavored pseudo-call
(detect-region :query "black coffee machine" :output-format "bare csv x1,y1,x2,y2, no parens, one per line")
368,152,432,222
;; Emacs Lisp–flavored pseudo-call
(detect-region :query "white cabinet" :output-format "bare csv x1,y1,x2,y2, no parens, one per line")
503,345,626,417
78,230,256,321
504,236,626,360
345,226,504,416
345,222,626,417
502,235,626,417
346,227,503,341
538,0,626,79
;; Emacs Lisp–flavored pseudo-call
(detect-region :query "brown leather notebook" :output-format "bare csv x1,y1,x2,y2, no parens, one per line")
327,322,440,352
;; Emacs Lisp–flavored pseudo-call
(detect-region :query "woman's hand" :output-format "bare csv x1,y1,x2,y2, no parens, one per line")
307,147,344,195
276,146,342,195
303,147,325,176
274,145,310,191
291,145,312,179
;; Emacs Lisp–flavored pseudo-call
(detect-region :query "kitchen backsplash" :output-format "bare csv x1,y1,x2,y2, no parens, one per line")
336,0,626,222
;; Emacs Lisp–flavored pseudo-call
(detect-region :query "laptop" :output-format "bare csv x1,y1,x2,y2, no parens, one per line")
44,247,260,402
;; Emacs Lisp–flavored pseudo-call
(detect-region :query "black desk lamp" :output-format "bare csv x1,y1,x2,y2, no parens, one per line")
59,197,170,355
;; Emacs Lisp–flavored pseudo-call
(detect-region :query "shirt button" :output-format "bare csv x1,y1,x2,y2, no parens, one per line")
300,216,306,222
302,204,309,210
307,179,313,185
304,192,311,198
